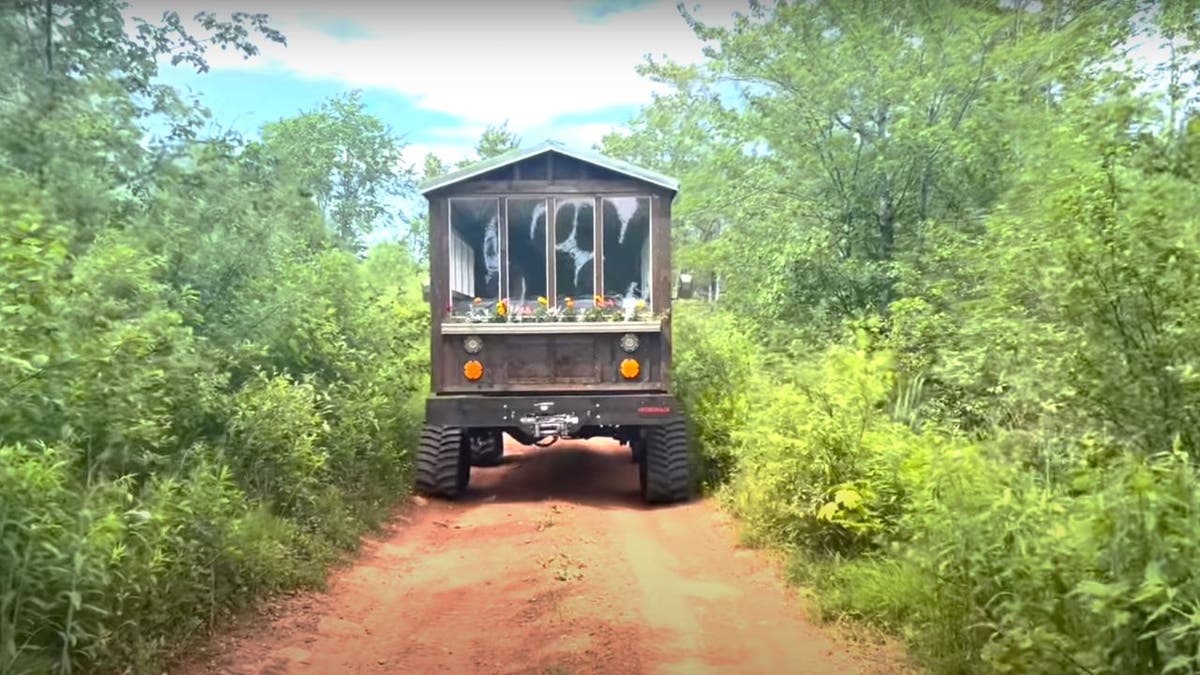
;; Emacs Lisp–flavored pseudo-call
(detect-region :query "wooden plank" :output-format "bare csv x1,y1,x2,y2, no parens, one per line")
651,192,671,314
653,192,673,392
430,178,658,196
438,382,667,394
430,196,449,393
506,336,553,383
440,320,662,334
553,335,602,383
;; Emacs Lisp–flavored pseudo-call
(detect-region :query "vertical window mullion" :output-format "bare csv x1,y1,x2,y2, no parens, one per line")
546,197,557,305
593,195,603,303
499,197,508,303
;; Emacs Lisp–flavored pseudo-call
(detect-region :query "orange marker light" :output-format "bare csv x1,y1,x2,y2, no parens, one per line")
619,358,640,380
464,360,484,381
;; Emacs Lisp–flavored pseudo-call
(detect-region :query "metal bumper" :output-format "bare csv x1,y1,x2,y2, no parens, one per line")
425,393,682,438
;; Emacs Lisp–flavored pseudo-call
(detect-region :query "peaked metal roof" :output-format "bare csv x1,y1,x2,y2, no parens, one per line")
418,139,680,195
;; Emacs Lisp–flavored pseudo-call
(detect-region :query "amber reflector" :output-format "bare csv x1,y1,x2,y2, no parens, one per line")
463,360,484,381
619,358,640,380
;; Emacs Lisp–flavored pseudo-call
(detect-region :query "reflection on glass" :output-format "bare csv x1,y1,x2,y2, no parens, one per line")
601,197,651,310
506,198,548,313
554,198,595,305
448,198,499,312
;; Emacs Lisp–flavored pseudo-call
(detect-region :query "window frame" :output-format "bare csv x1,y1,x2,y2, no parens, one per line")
446,196,502,308
445,192,654,310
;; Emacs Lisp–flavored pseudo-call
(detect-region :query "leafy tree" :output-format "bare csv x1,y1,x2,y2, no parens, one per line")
422,152,448,181
474,119,521,159
261,90,415,250
452,119,522,171
0,1,284,245
607,0,1140,330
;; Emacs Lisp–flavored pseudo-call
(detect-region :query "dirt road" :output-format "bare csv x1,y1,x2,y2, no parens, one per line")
175,438,912,675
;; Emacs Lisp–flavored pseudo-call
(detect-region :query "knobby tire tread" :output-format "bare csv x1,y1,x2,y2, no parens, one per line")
416,425,467,499
643,420,689,504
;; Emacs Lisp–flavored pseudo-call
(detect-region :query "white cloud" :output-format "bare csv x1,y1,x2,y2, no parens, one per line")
527,121,622,148
125,0,744,129
397,121,618,172
400,141,473,171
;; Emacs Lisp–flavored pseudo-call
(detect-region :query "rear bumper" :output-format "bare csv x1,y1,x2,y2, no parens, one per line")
425,392,682,431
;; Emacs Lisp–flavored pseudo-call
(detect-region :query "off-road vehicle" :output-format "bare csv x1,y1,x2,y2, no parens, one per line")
416,140,694,503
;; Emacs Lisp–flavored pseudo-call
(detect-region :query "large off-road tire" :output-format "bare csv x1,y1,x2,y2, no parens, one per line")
469,429,504,467
416,425,470,499
640,420,690,504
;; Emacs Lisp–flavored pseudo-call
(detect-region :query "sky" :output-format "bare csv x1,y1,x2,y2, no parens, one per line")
124,0,745,171
118,0,1187,246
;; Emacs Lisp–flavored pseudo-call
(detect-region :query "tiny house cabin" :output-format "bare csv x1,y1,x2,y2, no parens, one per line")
417,141,691,503
420,140,680,395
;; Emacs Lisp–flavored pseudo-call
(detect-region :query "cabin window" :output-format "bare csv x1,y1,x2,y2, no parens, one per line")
553,197,596,305
442,193,655,316
506,198,548,312
601,197,651,309
448,198,500,310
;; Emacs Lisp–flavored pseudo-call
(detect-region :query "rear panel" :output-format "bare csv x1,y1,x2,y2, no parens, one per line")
437,330,663,393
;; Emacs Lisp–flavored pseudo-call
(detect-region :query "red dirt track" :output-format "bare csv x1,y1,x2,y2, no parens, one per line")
174,438,912,675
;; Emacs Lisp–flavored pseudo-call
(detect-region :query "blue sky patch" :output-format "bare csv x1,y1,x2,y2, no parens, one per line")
573,0,658,23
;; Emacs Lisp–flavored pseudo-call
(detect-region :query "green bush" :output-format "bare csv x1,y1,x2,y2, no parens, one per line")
695,317,1200,674
726,337,927,556
671,302,758,490
0,174,426,673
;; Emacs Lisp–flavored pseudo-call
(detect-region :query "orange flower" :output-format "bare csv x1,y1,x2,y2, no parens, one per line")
473,297,482,305
565,297,574,310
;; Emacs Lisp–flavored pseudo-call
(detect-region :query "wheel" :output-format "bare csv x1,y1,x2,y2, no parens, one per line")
640,419,690,504
469,429,504,467
416,425,470,499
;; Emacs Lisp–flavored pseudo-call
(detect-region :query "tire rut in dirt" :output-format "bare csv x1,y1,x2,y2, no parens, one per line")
642,420,689,503
416,425,469,498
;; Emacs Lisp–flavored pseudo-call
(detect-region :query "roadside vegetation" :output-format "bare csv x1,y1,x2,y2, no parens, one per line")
616,2,1200,673
0,4,429,673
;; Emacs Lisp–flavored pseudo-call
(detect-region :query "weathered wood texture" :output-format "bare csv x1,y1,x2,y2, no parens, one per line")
438,332,664,394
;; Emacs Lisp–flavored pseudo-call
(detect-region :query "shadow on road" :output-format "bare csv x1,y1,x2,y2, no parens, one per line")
457,436,684,511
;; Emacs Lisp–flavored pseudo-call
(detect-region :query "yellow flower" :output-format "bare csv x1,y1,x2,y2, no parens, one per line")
636,300,646,311
537,296,548,306
496,300,507,317
565,297,574,309
594,294,604,305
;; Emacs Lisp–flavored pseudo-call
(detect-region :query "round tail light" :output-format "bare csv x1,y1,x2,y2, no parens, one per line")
464,360,484,381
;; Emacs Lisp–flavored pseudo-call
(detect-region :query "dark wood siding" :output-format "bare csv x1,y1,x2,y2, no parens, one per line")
439,332,663,394
429,196,448,392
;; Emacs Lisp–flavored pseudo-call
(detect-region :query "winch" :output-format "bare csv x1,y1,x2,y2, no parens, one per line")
518,401,580,439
